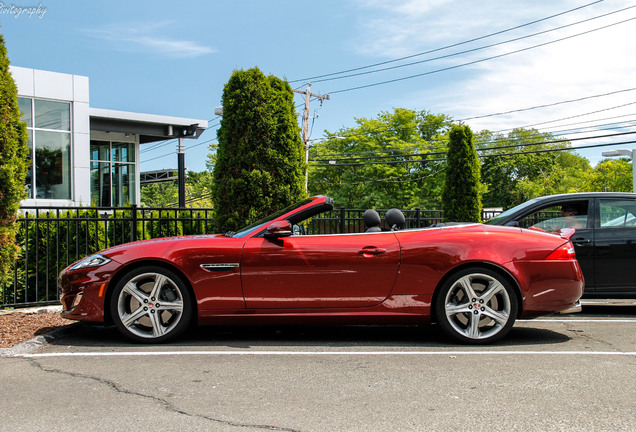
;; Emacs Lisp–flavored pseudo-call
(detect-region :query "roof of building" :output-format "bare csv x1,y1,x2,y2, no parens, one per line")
89,108,208,144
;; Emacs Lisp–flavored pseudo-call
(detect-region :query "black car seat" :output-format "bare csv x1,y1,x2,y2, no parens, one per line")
385,208,405,231
363,209,382,232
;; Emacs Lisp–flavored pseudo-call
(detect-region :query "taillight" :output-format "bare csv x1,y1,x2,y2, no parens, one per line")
545,242,576,260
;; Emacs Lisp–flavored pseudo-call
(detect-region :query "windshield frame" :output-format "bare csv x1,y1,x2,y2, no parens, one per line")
231,198,314,238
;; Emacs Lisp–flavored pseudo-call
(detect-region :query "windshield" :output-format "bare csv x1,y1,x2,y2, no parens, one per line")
231,198,313,238
483,197,542,224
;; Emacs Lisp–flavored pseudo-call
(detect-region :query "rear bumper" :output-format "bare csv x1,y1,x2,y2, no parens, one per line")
503,259,584,318
559,300,582,314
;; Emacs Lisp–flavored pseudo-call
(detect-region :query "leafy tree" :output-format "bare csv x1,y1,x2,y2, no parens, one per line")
583,158,632,192
479,128,590,207
140,182,178,207
0,33,29,282
442,124,482,222
140,171,213,208
210,68,305,232
309,108,452,209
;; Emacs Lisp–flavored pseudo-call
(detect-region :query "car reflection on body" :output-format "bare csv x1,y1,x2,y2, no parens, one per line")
485,192,636,298
59,196,583,344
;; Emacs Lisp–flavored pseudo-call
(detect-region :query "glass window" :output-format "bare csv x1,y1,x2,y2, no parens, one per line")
91,161,111,206
33,130,71,199
20,97,73,201
90,140,136,207
517,200,589,231
34,100,70,131
25,130,33,199
91,141,110,161
112,164,135,206
112,142,135,163
599,200,636,228
18,97,32,127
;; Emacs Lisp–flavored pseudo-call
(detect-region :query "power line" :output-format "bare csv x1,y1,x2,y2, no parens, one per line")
304,93,636,154
310,134,636,167
290,0,604,83
327,16,636,95
311,117,636,159
307,4,635,85
459,87,636,121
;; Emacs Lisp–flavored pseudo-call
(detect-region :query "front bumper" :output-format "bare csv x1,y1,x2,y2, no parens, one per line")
58,262,117,322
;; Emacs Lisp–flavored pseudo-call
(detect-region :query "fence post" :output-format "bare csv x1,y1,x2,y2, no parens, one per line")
340,208,346,234
131,204,138,243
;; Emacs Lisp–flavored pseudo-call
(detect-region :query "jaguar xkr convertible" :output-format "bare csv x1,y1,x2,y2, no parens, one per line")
59,196,583,344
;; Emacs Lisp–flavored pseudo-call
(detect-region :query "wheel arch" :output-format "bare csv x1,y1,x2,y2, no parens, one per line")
430,262,523,323
103,259,198,325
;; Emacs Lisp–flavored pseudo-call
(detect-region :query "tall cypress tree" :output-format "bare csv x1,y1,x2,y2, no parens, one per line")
0,33,29,281
442,124,482,222
211,68,305,232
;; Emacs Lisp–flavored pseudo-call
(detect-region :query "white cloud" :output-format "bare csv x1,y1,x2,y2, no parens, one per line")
348,1,636,163
86,21,215,58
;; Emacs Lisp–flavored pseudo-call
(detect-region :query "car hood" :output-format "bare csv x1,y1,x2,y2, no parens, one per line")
100,234,242,262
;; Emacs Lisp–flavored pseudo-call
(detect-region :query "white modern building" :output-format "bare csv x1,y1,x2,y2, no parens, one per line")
11,66,208,207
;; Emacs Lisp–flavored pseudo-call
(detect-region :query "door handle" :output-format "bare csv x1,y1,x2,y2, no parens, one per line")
573,238,592,246
359,247,387,256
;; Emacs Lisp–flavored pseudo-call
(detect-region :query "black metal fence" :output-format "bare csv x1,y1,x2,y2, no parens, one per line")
1,205,500,309
0,206,215,309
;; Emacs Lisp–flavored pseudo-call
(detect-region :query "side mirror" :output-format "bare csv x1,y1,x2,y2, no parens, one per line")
264,220,292,239
505,220,519,227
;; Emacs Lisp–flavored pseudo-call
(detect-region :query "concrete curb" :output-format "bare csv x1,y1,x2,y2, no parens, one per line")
0,322,82,357
0,305,62,316
0,306,81,357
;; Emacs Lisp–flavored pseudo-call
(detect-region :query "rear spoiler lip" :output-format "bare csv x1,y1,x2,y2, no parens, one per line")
525,226,576,240
558,227,576,240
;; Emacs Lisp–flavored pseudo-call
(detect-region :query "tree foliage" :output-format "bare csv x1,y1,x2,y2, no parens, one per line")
583,158,632,192
479,128,592,208
140,171,213,208
442,124,482,222
308,108,452,209
0,33,29,282
210,68,305,232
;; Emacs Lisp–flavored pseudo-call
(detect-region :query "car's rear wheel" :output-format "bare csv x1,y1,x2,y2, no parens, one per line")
435,267,518,344
110,266,193,343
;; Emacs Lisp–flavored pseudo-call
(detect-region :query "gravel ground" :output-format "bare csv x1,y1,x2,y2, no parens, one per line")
0,308,72,348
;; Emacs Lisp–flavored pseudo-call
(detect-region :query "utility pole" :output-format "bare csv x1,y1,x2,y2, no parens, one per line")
177,138,186,207
292,83,330,191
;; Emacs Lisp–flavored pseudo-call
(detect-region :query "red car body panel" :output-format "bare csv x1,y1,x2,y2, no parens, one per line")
241,232,400,308
59,195,584,330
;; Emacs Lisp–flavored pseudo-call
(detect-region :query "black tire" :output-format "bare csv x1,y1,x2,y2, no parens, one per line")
434,267,518,344
110,265,193,343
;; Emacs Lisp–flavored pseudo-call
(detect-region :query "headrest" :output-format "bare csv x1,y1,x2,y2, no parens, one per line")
363,209,381,228
385,208,405,230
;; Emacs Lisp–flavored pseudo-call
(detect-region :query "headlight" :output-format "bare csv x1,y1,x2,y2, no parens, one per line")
71,254,112,270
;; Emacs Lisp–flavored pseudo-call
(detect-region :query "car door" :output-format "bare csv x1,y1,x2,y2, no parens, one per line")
512,198,595,290
240,231,400,309
593,198,636,294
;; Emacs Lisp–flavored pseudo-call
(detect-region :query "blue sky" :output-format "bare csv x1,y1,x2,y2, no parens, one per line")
2,0,636,172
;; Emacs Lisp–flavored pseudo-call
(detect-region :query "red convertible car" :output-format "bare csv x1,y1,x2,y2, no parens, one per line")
59,196,583,344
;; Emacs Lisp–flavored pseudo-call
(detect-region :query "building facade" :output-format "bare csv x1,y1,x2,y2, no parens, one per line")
11,66,207,207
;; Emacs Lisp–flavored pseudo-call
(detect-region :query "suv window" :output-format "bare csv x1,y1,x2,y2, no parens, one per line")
599,199,636,228
517,200,589,231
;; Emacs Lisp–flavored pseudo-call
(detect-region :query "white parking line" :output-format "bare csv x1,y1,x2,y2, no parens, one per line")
21,350,636,358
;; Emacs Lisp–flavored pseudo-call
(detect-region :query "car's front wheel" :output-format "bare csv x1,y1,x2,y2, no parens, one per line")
435,267,518,344
110,266,193,343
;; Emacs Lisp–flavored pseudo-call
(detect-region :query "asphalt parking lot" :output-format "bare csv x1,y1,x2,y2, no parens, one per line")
1,304,634,432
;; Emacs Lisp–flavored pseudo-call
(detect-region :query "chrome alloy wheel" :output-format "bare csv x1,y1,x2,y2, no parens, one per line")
442,271,515,342
116,272,185,340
